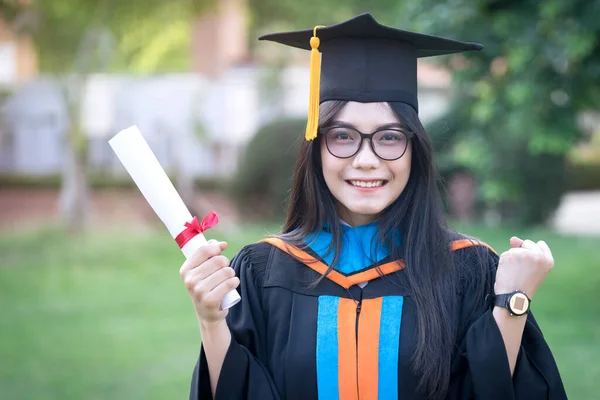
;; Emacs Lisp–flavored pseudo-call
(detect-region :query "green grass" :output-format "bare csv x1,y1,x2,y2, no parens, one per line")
0,223,598,399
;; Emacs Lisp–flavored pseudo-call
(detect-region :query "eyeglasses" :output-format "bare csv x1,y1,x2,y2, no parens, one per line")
321,125,414,161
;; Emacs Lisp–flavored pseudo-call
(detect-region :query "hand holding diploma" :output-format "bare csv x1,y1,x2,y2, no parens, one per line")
108,126,241,311
179,240,240,324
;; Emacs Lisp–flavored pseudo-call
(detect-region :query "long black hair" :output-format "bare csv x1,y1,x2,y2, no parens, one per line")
278,100,486,398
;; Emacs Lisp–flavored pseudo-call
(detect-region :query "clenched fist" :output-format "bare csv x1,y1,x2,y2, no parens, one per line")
494,236,554,300
179,240,240,325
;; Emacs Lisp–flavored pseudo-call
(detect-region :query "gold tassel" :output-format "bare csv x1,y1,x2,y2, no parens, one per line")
305,25,325,141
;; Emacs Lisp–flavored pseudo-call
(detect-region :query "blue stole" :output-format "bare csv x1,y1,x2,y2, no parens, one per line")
305,222,405,399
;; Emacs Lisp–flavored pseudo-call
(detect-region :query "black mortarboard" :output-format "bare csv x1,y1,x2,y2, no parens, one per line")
258,13,483,140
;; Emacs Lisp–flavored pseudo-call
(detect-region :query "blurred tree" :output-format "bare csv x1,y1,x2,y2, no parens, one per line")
399,0,600,224
248,0,403,36
248,1,600,225
1,0,215,232
231,117,305,220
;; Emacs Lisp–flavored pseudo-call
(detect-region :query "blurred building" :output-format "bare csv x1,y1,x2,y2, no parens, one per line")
191,0,250,78
0,11,38,86
0,0,451,180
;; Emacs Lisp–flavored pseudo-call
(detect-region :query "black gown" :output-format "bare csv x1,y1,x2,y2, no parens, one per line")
189,236,567,399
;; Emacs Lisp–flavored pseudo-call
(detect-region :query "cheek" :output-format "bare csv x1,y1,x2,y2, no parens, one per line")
390,146,412,185
320,144,351,199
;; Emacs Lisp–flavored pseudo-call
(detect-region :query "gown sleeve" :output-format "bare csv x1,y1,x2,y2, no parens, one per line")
189,243,281,400
449,247,568,400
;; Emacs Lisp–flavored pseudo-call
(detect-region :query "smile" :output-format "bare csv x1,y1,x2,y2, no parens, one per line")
347,180,388,188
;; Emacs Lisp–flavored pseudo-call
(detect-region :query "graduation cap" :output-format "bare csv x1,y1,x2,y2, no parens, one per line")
259,13,483,141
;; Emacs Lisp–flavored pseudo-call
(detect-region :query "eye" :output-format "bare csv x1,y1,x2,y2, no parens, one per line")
380,131,404,141
329,128,355,141
374,130,408,147
334,132,351,140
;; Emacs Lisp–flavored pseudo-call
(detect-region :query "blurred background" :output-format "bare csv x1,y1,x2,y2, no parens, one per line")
0,0,599,398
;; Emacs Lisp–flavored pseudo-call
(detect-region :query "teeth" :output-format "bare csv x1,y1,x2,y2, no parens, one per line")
350,180,384,188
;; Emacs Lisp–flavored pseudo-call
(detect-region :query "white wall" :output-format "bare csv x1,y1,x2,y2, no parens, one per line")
1,66,450,178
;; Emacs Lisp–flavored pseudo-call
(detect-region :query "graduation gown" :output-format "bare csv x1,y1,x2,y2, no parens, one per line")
189,229,567,399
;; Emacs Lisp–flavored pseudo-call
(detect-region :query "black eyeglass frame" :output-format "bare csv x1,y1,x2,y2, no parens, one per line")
320,125,415,161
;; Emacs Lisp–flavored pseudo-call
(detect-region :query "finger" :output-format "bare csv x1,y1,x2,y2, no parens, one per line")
179,244,223,276
520,239,542,252
207,240,228,252
195,266,236,295
187,255,230,282
501,246,541,260
510,236,524,248
204,276,240,309
536,240,554,262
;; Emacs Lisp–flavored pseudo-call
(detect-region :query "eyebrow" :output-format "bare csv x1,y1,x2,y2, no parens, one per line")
329,120,407,130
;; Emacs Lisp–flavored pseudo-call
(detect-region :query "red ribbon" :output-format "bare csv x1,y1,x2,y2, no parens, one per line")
175,211,219,248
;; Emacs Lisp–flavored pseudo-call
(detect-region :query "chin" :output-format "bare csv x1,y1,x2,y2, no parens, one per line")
345,203,387,218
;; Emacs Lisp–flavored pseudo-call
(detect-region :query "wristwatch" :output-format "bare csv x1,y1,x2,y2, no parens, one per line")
494,291,531,316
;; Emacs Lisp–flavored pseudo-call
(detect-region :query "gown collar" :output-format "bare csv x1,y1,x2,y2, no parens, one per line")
303,221,401,275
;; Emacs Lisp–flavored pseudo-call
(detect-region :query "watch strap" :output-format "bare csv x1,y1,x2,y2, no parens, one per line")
494,293,511,309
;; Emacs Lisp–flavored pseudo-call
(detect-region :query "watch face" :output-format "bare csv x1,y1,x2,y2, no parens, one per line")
509,292,530,316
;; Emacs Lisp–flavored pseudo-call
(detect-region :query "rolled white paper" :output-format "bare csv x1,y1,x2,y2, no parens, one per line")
108,126,241,309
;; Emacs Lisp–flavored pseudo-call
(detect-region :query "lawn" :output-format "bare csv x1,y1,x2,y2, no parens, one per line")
0,223,598,399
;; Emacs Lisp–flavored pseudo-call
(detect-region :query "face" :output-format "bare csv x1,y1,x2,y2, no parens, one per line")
320,102,412,226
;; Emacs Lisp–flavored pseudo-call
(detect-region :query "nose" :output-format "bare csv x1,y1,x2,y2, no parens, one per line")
352,139,380,169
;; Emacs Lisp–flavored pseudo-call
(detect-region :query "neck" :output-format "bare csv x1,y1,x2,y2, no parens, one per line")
338,213,378,227
336,204,379,227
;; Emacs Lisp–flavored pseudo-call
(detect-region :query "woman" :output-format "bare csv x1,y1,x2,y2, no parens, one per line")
181,13,567,400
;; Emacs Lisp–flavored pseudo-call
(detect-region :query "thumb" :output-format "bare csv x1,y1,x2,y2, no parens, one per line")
509,236,524,249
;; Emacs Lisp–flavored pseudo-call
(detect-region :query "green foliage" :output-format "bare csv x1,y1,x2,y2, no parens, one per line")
407,0,600,224
5,0,216,73
231,118,305,219
248,0,403,39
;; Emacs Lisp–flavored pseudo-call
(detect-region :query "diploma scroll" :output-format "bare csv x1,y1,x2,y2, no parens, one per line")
108,126,241,310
